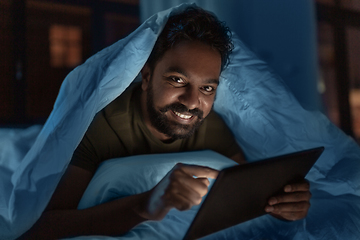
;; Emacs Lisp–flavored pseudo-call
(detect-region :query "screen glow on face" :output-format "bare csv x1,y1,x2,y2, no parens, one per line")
143,41,221,141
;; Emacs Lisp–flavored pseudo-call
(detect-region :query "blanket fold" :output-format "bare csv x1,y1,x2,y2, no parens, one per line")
0,3,359,240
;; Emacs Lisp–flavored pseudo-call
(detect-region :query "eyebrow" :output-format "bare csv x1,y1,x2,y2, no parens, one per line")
165,66,189,78
206,78,220,85
165,66,220,85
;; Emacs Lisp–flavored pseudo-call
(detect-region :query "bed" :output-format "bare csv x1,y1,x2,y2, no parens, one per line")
1,3,359,240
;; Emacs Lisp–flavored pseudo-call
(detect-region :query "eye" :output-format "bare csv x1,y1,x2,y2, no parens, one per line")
201,85,216,94
170,76,185,84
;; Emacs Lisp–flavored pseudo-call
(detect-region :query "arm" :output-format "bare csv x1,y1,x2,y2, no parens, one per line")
18,165,148,239
19,164,218,239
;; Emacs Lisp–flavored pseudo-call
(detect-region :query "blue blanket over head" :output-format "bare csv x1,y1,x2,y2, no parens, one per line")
0,3,359,240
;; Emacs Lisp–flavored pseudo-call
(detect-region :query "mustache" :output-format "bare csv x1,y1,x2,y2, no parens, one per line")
159,103,204,119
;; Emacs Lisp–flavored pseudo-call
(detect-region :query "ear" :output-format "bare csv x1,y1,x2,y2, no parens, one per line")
141,63,151,91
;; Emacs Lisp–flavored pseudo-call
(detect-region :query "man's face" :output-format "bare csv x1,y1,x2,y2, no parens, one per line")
141,40,222,141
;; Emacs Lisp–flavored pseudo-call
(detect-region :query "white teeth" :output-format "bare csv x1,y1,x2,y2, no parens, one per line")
174,111,192,119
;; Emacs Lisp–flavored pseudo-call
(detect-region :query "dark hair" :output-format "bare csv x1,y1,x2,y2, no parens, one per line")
147,6,233,72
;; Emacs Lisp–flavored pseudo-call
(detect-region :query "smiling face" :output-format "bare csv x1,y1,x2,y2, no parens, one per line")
141,40,222,141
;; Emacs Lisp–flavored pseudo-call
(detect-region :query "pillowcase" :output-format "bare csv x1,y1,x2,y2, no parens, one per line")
78,150,237,209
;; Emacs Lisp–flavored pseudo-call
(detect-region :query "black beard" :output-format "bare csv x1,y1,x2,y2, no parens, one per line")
146,80,204,141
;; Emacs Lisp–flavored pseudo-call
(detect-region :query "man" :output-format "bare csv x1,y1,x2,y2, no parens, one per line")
20,6,311,239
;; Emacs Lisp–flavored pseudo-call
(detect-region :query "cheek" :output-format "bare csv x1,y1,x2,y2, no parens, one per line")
152,86,180,106
201,96,215,116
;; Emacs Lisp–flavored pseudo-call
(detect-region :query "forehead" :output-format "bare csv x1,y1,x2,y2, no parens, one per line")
155,41,222,82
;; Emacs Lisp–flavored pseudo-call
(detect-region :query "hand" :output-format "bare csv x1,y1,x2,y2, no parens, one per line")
265,180,311,221
141,163,218,221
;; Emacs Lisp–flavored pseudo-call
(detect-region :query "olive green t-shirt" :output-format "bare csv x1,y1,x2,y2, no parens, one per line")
70,83,241,173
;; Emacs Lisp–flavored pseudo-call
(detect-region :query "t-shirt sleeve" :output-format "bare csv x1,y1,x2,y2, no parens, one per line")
70,110,122,173
70,133,98,172
203,111,243,159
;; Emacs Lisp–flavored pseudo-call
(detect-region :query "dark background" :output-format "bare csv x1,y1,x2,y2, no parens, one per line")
1,0,360,143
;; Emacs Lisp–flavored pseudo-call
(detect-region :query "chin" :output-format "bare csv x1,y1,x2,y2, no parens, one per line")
164,123,199,140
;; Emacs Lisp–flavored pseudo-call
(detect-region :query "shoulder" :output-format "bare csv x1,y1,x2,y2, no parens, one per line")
199,110,242,158
103,82,141,118
203,110,229,130
195,110,234,146
70,83,142,171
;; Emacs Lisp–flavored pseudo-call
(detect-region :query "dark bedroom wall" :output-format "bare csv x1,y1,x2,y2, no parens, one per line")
0,0,140,126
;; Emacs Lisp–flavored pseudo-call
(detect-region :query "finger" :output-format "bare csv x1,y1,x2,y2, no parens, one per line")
196,177,211,187
169,193,198,211
269,211,307,221
265,201,310,214
175,163,219,179
163,181,203,209
170,169,210,197
162,190,194,211
284,180,310,192
268,191,312,205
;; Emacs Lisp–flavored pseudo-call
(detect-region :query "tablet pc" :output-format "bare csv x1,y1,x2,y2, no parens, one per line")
183,146,324,240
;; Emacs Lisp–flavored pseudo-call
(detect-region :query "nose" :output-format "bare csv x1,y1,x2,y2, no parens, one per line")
178,86,200,110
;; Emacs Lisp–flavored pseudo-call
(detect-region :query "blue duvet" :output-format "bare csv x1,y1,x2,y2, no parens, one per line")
0,3,359,239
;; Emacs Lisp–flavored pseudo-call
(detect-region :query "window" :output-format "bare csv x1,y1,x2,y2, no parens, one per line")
316,0,360,141
317,22,339,125
49,24,82,68
347,27,360,139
